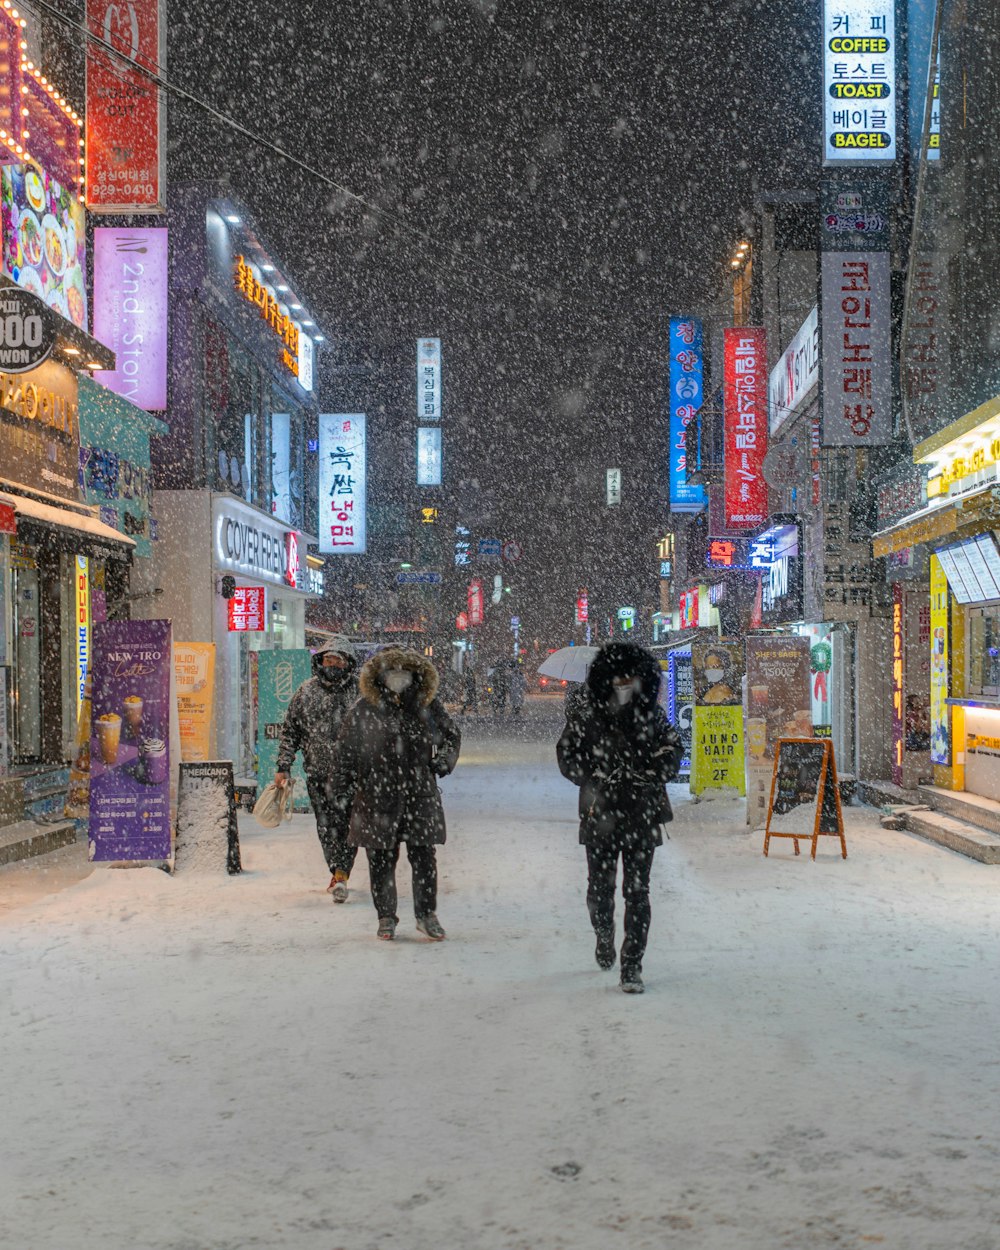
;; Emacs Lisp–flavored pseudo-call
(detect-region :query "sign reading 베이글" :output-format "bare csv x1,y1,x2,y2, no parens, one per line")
823,0,896,163
319,414,367,554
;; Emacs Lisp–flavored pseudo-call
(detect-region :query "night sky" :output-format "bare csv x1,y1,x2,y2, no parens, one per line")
165,0,820,640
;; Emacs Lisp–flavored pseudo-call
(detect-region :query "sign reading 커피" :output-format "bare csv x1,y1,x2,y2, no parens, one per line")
319,414,366,554
823,0,896,163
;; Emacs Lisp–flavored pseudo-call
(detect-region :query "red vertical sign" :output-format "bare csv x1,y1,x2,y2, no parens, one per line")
85,0,165,212
467,580,484,627
723,327,768,530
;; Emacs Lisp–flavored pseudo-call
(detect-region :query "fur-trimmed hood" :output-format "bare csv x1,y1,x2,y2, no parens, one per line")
586,642,662,710
359,647,439,707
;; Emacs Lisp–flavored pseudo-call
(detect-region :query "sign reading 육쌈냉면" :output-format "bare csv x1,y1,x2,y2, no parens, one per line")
823,0,896,163
668,317,706,513
318,414,367,554
417,338,441,421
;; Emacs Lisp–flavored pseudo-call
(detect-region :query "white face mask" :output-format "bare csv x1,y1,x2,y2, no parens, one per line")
705,667,725,684
385,670,413,695
613,679,640,706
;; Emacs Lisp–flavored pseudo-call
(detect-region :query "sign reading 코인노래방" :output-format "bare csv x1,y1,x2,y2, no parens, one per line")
318,413,366,554
823,0,896,164
821,251,892,446
92,228,168,410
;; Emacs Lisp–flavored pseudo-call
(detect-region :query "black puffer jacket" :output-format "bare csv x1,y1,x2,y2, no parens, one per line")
275,639,358,778
557,642,682,848
332,648,461,850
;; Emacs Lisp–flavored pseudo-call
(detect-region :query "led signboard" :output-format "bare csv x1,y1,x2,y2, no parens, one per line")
723,327,768,529
823,0,897,163
768,305,819,436
821,251,892,446
318,413,366,555
668,317,706,512
417,426,442,485
93,228,168,409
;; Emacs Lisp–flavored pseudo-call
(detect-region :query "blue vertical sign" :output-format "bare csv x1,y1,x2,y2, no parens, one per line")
669,317,706,512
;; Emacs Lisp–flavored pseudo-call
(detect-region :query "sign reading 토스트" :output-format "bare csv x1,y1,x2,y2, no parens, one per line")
0,288,55,374
823,0,896,163
723,327,768,529
92,228,168,410
85,0,166,212
821,251,892,446
318,413,366,555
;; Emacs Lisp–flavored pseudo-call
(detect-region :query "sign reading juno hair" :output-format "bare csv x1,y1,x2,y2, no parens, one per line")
93,228,168,410
768,305,818,436
85,0,166,211
823,0,896,163
319,413,367,554
668,317,706,512
417,338,441,420
821,251,892,446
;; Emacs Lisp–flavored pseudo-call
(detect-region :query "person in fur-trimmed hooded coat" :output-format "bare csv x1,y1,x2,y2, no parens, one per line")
331,647,461,941
557,641,681,993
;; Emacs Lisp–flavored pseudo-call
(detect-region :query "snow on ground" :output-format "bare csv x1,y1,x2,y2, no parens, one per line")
3,715,1000,1250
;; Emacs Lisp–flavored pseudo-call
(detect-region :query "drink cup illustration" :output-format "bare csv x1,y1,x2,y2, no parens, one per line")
141,737,168,785
123,695,143,736
750,684,769,712
96,713,122,765
748,717,767,758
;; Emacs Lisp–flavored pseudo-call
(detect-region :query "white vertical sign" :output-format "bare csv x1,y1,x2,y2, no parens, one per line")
823,1,896,163
821,251,892,445
319,414,367,554
606,468,622,505
297,330,314,393
417,338,441,420
417,427,442,485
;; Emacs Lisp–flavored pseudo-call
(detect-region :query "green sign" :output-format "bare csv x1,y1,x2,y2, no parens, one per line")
257,649,312,810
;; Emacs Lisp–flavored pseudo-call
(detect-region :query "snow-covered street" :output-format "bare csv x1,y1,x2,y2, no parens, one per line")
3,719,1000,1250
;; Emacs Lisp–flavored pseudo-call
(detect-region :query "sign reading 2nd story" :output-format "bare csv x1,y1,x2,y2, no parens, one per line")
823,2,896,163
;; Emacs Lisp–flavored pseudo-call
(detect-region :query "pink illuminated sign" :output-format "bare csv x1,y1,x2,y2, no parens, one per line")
92,227,168,411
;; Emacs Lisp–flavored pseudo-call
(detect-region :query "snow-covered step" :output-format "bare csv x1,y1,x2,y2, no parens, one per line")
0,819,77,867
903,808,1000,864
918,785,1000,838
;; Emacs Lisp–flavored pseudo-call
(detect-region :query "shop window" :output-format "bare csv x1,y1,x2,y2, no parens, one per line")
967,607,1000,697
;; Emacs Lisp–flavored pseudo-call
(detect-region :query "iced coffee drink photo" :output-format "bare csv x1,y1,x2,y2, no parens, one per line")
95,713,122,766
123,695,143,736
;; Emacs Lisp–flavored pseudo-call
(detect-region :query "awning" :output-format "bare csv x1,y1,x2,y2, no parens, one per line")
872,484,1000,557
0,490,135,549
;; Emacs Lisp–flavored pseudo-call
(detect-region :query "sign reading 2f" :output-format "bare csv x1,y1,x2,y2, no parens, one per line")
823,1,896,163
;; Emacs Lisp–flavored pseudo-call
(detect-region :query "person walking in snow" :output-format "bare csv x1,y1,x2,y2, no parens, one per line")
331,647,461,941
509,662,527,718
275,636,360,902
557,642,681,994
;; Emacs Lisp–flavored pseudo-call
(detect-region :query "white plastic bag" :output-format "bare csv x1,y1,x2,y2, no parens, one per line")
253,779,295,829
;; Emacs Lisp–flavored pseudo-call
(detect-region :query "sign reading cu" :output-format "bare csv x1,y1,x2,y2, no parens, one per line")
0,289,56,374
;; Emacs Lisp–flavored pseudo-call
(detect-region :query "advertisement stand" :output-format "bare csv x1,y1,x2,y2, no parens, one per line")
176,761,241,875
763,738,847,860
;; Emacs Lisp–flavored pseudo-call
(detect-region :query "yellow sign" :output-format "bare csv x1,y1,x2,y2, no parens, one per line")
174,642,216,762
691,705,746,796
927,428,1000,498
930,555,949,764
234,256,300,377
75,555,89,720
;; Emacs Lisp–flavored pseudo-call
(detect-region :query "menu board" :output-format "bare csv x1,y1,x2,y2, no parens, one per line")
936,535,1000,605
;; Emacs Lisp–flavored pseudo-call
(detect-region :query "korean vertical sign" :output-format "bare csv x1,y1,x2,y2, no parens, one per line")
723,328,768,529
668,317,706,512
823,0,896,163
86,0,166,211
319,414,367,554
417,338,441,420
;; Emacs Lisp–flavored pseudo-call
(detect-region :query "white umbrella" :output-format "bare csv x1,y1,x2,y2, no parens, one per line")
537,645,600,683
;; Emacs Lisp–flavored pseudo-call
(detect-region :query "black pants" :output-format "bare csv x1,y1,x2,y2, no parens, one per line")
366,843,438,922
306,777,358,878
585,842,656,972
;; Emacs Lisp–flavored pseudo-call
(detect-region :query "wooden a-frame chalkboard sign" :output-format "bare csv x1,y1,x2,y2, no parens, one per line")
763,737,847,860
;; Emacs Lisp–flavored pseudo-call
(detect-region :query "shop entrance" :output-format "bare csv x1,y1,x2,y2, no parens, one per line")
10,560,42,761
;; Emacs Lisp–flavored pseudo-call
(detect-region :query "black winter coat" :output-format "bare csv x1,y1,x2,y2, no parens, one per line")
557,643,682,848
331,648,461,850
275,642,358,779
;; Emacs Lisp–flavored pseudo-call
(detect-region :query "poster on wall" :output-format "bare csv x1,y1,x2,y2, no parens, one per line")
85,0,166,212
745,636,812,764
668,316,706,512
174,642,215,763
92,228,168,409
690,641,746,795
88,619,174,862
929,554,950,765
723,327,768,529
257,649,311,810
1,164,88,329
318,413,366,554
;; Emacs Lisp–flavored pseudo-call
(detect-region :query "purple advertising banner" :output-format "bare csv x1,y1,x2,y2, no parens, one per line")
92,227,168,411
89,619,173,862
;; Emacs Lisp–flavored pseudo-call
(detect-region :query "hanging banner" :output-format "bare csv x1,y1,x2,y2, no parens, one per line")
823,0,896,164
257,649,311,806
74,556,90,719
930,554,950,765
417,337,441,420
691,641,746,795
821,250,892,446
92,227,169,410
892,583,905,784
89,619,173,861
318,413,366,554
174,641,216,763
723,327,768,529
668,317,706,512
768,305,819,437
85,0,166,212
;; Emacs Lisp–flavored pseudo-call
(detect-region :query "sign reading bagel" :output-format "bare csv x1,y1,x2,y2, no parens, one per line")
0,288,56,373
212,495,302,589
823,0,896,163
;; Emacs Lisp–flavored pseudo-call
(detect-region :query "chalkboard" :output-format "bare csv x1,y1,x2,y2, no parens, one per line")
176,761,242,875
768,739,827,836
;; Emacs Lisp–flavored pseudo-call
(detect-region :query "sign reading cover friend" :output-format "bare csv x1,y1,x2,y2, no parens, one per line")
257,649,311,809
764,738,847,860
690,642,746,795
89,620,173,862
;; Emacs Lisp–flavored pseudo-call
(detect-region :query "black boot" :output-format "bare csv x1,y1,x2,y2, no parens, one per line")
620,964,644,994
594,930,616,970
